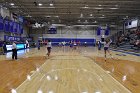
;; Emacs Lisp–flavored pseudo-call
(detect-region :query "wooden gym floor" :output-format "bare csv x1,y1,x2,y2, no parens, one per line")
0,47,140,93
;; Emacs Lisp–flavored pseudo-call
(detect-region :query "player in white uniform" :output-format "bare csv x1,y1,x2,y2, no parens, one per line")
73,40,77,50
46,40,52,57
102,39,113,61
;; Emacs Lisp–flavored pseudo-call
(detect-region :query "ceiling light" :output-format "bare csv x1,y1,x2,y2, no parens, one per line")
80,13,83,17
85,20,88,23
115,5,118,7
5,7,8,9
94,7,103,9
38,3,43,6
110,8,118,9
84,6,89,8
55,16,59,18
98,5,102,6
99,17,105,18
102,15,105,16
123,18,127,20
82,5,89,9
84,5,89,8
26,15,32,17
90,14,93,16
10,3,14,6
45,16,51,18
50,3,54,6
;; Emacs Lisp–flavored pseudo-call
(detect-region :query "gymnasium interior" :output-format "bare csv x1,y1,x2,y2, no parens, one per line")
0,0,140,93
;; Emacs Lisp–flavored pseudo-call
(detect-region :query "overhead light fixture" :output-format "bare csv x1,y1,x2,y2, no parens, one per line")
82,5,89,9
84,5,89,8
123,18,127,20
90,14,93,16
102,15,105,16
45,16,51,18
84,20,88,23
110,8,118,9
38,3,43,6
10,3,14,6
94,7,103,9
50,3,54,6
115,5,118,7
55,16,59,18
4,7,8,9
99,17,105,18
80,13,83,18
26,15,32,17
84,6,89,8
98,5,102,6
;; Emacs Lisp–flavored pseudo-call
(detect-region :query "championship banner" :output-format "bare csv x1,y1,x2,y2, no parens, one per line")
97,26,102,36
105,26,110,36
0,16,4,31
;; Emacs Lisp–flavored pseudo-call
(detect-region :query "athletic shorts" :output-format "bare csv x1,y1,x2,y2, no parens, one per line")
47,47,51,52
70,45,73,47
104,47,108,50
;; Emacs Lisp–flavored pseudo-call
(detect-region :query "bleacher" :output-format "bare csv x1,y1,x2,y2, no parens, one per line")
111,28,140,53
114,42,140,53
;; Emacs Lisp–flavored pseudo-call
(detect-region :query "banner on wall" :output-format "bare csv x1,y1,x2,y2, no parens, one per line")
47,25,57,34
4,19,10,32
19,24,23,34
18,16,23,23
97,26,102,36
13,22,17,33
105,26,110,36
4,35,21,41
9,20,14,32
17,23,20,34
0,16,4,30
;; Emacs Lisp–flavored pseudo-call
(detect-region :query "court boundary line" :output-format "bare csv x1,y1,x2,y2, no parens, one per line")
15,58,51,90
111,49,140,56
88,57,132,93
16,55,132,93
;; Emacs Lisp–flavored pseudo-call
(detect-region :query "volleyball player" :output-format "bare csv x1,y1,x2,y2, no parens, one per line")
77,41,80,49
73,40,77,50
69,40,73,48
46,40,52,57
25,40,29,48
98,41,102,50
62,41,66,52
102,39,113,61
